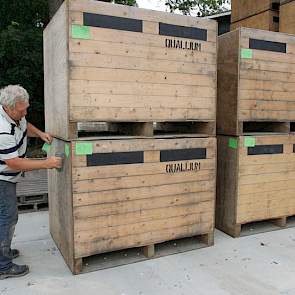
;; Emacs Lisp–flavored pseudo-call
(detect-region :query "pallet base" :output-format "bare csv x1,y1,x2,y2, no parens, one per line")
71,232,214,274
218,217,288,238
70,121,216,138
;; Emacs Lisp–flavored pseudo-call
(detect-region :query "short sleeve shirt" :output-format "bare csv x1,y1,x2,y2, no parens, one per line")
0,105,27,183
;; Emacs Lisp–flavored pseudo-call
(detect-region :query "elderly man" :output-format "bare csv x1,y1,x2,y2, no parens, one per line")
0,85,61,279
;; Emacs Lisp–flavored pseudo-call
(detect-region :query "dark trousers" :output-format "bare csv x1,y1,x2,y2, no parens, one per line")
0,180,18,271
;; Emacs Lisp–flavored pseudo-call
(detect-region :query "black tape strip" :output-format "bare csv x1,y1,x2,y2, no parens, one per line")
273,16,280,23
83,12,142,33
87,151,144,166
160,148,206,162
159,22,207,41
248,144,283,155
249,38,286,53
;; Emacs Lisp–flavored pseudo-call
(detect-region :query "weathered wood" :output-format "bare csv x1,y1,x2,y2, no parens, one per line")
231,0,280,23
231,10,279,32
217,28,295,136
280,0,295,34
216,134,295,238
49,136,216,273
44,0,217,140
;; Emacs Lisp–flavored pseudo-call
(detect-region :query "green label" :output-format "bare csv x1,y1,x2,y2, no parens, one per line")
75,142,93,155
42,143,51,154
65,144,70,158
241,48,253,59
244,136,256,147
228,138,238,149
72,25,91,39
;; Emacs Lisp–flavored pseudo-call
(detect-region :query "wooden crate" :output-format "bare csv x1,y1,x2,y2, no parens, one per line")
231,0,280,23
217,27,295,136
231,10,280,32
280,0,295,34
48,136,216,274
44,0,217,140
216,134,295,237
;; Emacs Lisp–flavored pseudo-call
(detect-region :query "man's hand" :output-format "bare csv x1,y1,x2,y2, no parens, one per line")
39,132,53,144
45,157,62,169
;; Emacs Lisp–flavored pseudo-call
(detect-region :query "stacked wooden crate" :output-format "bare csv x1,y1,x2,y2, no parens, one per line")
44,0,217,274
216,27,295,237
231,0,280,32
280,0,295,34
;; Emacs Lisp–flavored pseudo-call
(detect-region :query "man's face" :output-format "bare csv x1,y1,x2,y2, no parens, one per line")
5,100,30,121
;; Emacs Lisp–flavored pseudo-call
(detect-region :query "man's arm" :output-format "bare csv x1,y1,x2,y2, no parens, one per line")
27,122,52,144
5,157,61,172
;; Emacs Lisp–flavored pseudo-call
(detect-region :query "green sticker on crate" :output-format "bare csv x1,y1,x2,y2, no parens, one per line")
72,24,91,39
75,142,93,155
241,48,253,59
65,144,70,158
228,138,238,149
42,143,51,154
244,136,256,147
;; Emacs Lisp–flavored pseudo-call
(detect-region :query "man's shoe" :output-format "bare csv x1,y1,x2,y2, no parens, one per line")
0,263,29,280
9,249,20,259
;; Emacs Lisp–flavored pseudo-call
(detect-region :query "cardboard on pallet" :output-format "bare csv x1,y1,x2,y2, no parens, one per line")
280,0,295,34
43,0,217,140
48,136,216,274
231,0,280,23
217,27,295,136
216,134,295,237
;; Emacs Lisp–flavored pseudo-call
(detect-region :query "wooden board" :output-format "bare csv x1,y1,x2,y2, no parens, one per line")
48,136,216,273
217,27,295,136
231,10,279,32
280,0,295,34
216,134,295,237
231,0,280,23
43,0,217,140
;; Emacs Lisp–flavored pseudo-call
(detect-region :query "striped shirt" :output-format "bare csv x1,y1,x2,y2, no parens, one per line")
0,105,27,183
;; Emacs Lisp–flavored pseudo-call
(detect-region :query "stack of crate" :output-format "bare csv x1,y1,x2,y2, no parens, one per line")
280,0,295,34
216,27,295,237
231,0,280,32
44,0,217,274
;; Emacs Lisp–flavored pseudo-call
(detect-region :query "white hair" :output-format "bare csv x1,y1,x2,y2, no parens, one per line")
0,85,29,108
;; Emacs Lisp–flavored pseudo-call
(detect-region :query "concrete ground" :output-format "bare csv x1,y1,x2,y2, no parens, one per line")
1,212,295,295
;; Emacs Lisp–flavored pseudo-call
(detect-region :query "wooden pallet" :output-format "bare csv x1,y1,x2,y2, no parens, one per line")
48,136,216,274
219,216,287,238
18,201,49,213
217,28,295,136
71,232,213,274
74,121,216,138
216,134,295,238
44,0,217,140
280,0,295,34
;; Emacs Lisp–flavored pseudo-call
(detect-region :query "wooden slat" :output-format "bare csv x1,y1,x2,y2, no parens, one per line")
69,39,217,63
73,169,215,193
74,191,214,219
69,0,217,32
73,179,215,207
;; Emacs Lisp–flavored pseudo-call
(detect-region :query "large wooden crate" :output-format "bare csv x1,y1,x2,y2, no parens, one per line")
44,0,217,140
231,10,280,32
280,0,295,34
216,134,295,237
231,0,280,23
217,28,295,136
48,136,216,274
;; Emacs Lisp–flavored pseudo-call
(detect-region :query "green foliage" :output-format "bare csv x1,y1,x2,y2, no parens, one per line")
165,0,230,16
0,0,49,128
100,0,137,6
